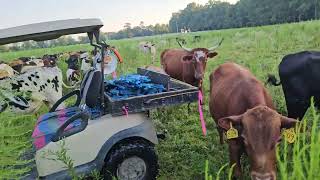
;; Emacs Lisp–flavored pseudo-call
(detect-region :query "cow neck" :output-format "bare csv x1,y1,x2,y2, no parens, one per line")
182,60,195,83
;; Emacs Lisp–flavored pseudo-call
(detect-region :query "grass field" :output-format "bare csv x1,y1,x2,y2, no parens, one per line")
1,20,320,179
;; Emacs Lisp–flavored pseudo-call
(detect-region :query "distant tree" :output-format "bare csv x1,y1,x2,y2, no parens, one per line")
140,21,145,29
168,0,320,33
78,36,90,44
124,23,131,30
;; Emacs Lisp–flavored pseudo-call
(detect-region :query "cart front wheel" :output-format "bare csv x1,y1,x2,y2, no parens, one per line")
102,140,158,180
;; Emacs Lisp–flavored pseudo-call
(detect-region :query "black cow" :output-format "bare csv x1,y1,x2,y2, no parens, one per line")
267,51,320,120
193,35,201,42
176,37,186,45
66,54,79,70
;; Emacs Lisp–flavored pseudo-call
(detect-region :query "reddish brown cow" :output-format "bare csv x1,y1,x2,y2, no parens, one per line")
9,60,25,73
209,62,298,180
160,39,223,89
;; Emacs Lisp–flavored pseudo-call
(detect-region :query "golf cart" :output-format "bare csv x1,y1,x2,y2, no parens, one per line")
0,19,199,179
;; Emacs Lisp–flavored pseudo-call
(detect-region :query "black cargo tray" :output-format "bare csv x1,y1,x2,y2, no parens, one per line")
104,67,198,116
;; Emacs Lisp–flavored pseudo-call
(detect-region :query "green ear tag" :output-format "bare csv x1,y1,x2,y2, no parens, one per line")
283,128,296,144
227,122,239,139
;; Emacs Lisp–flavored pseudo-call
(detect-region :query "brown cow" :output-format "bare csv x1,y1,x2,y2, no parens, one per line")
160,38,223,90
209,62,298,180
9,60,25,73
9,56,57,73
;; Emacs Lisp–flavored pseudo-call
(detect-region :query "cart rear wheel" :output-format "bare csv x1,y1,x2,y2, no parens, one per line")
102,140,158,180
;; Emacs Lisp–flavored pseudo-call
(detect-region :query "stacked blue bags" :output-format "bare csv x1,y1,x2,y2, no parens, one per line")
105,74,166,100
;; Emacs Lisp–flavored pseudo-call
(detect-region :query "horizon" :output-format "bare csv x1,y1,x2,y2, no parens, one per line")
0,0,239,33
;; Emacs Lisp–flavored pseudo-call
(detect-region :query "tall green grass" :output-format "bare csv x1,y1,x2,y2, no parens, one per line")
1,20,320,179
277,99,320,180
0,112,36,179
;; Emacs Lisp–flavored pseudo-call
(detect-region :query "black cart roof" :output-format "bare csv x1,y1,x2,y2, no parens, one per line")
0,18,103,45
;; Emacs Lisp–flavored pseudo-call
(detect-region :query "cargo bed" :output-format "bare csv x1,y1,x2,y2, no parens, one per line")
104,68,198,116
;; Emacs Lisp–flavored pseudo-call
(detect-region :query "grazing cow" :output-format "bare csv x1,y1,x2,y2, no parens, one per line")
193,35,201,42
267,51,320,120
66,54,80,70
175,37,186,45
0,67,63,113
65,53,81,84
8,55,56,74
160,38,223,90
0,63,16,79
209,62,297,179
180,28,191,33
138,41,157,64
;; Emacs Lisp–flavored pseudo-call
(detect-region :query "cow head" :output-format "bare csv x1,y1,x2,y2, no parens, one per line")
178,39,223,82
42,55,57,67
66,54,79,70
218,106,298,180
80,52,91,68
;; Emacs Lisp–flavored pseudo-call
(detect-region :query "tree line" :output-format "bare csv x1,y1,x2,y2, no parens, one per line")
106,22,169,40
0,0,318,52
169,0,319,32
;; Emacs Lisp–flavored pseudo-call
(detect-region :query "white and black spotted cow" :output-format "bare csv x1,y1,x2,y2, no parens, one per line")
0,67,63,113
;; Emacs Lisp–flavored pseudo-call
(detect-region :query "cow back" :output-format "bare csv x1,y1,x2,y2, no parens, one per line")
0,67,63,113
209,62,274,120
161,49,195,83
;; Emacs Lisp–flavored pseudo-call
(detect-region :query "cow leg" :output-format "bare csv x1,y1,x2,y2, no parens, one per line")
287,100,310,120
285,91,310,120
228,140,243,179
283,78,310,120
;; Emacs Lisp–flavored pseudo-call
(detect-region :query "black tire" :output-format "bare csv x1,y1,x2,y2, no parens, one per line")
102,140,159,180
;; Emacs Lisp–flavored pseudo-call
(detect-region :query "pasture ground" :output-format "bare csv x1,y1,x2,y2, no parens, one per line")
1,20,320,179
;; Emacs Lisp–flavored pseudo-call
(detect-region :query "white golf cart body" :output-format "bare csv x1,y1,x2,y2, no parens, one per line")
37,114,157,178
0,19,198,179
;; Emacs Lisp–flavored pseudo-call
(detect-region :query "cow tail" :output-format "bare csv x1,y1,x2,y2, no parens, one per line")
266,74,281,86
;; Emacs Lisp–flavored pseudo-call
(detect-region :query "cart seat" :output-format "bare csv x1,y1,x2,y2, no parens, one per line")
32,69,102,150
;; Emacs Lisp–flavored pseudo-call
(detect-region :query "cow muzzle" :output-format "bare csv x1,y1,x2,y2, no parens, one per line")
251,171,276,180
195,73,204,80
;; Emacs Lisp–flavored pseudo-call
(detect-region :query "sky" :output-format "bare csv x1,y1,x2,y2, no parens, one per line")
0,0,238,32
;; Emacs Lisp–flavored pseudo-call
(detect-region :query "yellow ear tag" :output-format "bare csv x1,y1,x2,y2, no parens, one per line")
226,122,239,140
282,128,296,144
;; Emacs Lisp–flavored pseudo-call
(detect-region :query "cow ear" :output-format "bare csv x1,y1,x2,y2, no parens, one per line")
207,52,218,58
182,55,193,62
218,115,242,131
280,116,298,129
